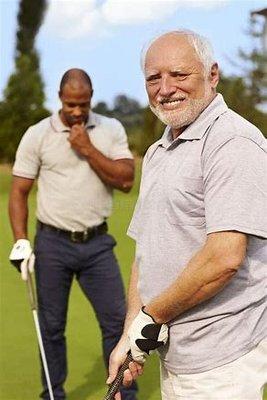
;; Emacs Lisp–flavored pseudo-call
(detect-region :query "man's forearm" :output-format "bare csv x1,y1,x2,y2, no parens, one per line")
84,146,134,192
122,261,143,337
9,192,29,240
9,177,34,241
145,231,247,324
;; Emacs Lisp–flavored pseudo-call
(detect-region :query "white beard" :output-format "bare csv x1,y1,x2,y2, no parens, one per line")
150,96,209,129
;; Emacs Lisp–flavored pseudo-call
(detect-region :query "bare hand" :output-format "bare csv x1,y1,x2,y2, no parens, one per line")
107,339,143,399
122,360,143,386
68,123,92,156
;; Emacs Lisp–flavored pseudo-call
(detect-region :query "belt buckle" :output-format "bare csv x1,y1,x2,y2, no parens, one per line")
83,230,88,242
71,230,79,243
71,229,89,243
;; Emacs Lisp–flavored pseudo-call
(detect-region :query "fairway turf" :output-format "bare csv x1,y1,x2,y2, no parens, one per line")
0,164,266,400
0,163,161,400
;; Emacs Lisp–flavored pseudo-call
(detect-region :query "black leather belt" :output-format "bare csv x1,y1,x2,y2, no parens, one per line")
37,220,108,243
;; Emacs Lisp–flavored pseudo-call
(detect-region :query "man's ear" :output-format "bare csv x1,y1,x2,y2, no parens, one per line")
91,89,94,98
58,90,62,100
210,63,219,89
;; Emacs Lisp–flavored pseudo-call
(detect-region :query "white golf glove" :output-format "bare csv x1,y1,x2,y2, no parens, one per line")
128,307,169,364
9,239,35,281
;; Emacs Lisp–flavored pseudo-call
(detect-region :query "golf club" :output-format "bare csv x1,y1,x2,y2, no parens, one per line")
103,352,133,400
26,272,55,400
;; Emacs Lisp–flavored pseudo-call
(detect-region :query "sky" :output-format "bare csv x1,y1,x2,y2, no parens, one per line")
0,0,266,112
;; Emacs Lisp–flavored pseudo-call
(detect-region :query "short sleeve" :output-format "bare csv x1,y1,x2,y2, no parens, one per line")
127,153,150,240
127,197,142,240
13,127,41,179
109,120,133,160
203,137,267,238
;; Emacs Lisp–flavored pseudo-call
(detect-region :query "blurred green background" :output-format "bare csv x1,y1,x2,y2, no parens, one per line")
0,163,266,400
0,161,162,400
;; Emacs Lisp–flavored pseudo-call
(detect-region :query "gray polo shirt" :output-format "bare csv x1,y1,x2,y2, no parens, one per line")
128,94,267,374
13,111,133,230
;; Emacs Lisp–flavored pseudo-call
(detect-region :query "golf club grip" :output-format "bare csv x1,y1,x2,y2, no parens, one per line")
103,352,133,400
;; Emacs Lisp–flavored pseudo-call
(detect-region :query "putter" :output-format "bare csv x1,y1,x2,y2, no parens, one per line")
26,272,55,400
103,352,133,400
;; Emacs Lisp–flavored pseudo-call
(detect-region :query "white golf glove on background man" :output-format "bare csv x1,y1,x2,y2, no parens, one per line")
128,307,169,364
9,239,35,281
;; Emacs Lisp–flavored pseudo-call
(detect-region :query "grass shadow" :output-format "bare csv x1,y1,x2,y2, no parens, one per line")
67,356,105,400
66,355,160,400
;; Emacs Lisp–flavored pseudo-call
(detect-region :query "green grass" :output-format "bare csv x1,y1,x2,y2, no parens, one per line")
0,162,161,400
0,164,266,400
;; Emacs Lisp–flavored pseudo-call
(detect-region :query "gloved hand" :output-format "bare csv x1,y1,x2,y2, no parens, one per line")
9,239,35,281
128,307,169,364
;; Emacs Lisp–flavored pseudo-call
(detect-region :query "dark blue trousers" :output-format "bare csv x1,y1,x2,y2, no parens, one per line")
34,225,137,400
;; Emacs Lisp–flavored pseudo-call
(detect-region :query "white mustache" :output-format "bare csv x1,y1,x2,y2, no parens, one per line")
159,97,186,105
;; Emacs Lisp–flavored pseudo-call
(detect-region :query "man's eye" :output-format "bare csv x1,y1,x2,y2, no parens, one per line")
172,72,189,80
146,75,160,83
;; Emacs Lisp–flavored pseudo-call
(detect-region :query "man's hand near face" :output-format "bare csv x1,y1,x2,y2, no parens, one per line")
68,123,93,157
68,121,134,192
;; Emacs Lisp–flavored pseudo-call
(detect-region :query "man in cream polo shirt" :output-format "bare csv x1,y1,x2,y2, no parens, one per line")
9,69,137,400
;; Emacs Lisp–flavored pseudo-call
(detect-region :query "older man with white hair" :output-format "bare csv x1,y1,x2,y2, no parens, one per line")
107,30,267,399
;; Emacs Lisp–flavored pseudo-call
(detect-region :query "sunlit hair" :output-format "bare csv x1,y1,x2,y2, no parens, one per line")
140,29,215,76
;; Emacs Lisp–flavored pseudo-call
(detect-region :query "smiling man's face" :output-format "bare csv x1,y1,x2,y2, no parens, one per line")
144,33,218,137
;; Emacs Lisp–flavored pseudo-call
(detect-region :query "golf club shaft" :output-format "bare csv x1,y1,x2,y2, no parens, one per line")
26,272,37,310
103,352,133,400
32,310,55,400
26,274,55,400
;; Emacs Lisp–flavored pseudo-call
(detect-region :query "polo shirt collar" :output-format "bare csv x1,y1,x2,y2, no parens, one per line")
158,93,228,148
50,110,98,133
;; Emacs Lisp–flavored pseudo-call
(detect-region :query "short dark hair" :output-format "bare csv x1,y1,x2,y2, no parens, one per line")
59,68,93,93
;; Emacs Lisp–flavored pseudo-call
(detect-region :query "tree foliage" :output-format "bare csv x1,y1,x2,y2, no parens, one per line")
218,14,267,136
0,0,49,162
218,75,267,136
132,107,164,156
93,94,144,132
16,0,47,56
238,14,267,106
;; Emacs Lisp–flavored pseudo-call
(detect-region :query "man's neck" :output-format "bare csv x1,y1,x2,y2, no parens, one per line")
58,110,69,127
171,126,186,140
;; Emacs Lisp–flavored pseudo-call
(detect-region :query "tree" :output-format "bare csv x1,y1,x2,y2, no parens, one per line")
93,101,111,116
113,94,141,115
239,12,267,106
0,0,49,162
218,75,267,136
139,107,164,155
218,14,267,137
111,94,144,131
93,94,144,134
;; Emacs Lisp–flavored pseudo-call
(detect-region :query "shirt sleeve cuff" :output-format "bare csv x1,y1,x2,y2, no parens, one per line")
206,224,267,239
12,170,37,179
127,227,137,241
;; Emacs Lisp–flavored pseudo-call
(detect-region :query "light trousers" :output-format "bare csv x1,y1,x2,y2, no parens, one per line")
161,337,267,400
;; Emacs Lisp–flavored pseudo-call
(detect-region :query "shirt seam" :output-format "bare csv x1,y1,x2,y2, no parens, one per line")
206,224,267,238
